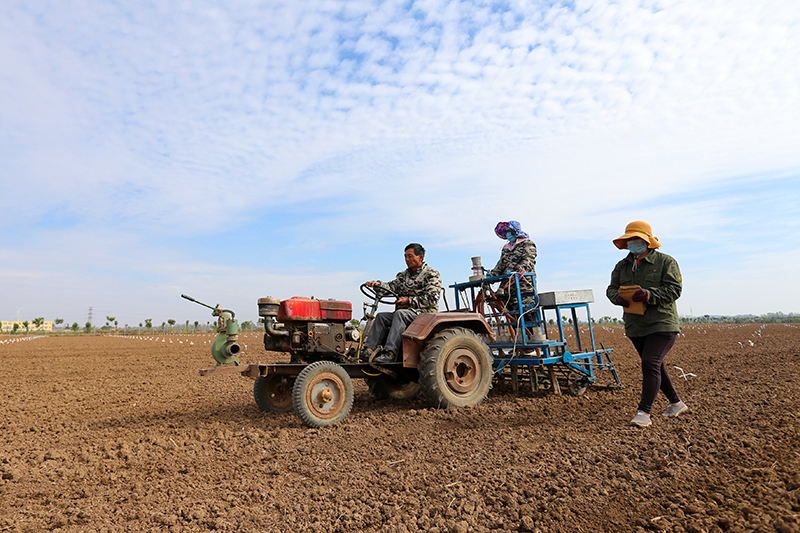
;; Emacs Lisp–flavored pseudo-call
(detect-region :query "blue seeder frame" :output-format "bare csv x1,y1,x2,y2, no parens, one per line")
451,272,621,392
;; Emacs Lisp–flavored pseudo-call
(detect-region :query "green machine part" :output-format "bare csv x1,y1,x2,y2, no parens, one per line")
180,294,241,366
211,311,241,365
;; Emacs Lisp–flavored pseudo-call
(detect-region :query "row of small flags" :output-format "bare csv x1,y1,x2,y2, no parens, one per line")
0,336,44,345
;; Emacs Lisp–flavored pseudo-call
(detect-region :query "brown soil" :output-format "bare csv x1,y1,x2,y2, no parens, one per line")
1,324,799,533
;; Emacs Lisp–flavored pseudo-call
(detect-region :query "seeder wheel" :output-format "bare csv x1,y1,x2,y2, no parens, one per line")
530,365,551,392
566,371,590,396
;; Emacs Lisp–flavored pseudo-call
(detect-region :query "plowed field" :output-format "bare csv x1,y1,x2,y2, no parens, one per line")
1,324,799,533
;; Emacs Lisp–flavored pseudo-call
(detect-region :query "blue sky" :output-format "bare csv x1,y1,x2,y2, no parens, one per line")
2,0,799,328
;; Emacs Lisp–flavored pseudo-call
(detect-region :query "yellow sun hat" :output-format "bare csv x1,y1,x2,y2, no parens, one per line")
613,220,662,250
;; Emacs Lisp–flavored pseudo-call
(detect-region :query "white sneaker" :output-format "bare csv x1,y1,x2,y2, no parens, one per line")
630,411,651,427
662,401,688,417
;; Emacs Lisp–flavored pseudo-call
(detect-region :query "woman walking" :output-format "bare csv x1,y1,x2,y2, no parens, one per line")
607,221,688,427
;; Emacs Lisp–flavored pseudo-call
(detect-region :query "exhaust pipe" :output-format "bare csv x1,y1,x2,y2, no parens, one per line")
259,297,289,337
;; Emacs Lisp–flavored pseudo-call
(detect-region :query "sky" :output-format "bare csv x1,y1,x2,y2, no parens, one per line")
1,0,799,329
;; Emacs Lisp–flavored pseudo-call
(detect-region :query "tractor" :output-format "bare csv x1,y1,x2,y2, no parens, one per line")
185,283,495,428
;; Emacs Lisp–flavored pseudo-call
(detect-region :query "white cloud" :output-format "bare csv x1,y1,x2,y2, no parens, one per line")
1,0,799,321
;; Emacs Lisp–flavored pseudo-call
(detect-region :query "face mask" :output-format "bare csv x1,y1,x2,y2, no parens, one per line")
627,240,648,255
505,231,516,242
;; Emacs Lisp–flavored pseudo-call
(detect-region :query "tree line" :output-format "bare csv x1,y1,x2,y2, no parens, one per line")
3,316,263,335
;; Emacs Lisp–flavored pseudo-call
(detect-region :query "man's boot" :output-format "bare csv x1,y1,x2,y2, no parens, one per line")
359,346,378,363
372,350,396,364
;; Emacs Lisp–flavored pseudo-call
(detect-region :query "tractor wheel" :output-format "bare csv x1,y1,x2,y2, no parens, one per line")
418,327,493,409
292,361,354,428
365,375,421,401
253,374,295,413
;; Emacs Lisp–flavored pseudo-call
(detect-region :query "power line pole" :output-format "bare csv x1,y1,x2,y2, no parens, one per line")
87,306,93,325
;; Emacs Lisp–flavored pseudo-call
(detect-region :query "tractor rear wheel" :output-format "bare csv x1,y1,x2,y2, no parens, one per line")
365,375,421,401
292,361,354,428
418,327,493,408
254,374,295,413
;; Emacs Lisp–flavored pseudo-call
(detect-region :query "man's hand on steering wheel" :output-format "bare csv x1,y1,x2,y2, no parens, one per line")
360,282,399,305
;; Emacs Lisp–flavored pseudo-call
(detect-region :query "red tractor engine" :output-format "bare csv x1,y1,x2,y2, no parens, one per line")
258,297,358,363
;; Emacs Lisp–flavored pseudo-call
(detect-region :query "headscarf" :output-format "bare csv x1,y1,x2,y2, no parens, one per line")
494,221,530,250
494,221,530,240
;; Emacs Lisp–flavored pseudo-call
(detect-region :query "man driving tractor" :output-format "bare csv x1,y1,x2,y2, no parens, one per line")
363,243,442,364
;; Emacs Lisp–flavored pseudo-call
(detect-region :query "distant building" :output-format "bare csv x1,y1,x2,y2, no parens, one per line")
1,321,54,332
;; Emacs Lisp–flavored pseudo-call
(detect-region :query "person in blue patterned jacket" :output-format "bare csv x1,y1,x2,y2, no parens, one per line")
490,221,537,313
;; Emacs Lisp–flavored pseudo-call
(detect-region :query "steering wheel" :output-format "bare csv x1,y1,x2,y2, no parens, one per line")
360,283,399,305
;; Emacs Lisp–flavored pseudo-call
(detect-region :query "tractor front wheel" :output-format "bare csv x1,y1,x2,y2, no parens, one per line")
292,361,354,428
418,327,493,409
254,374,295,413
